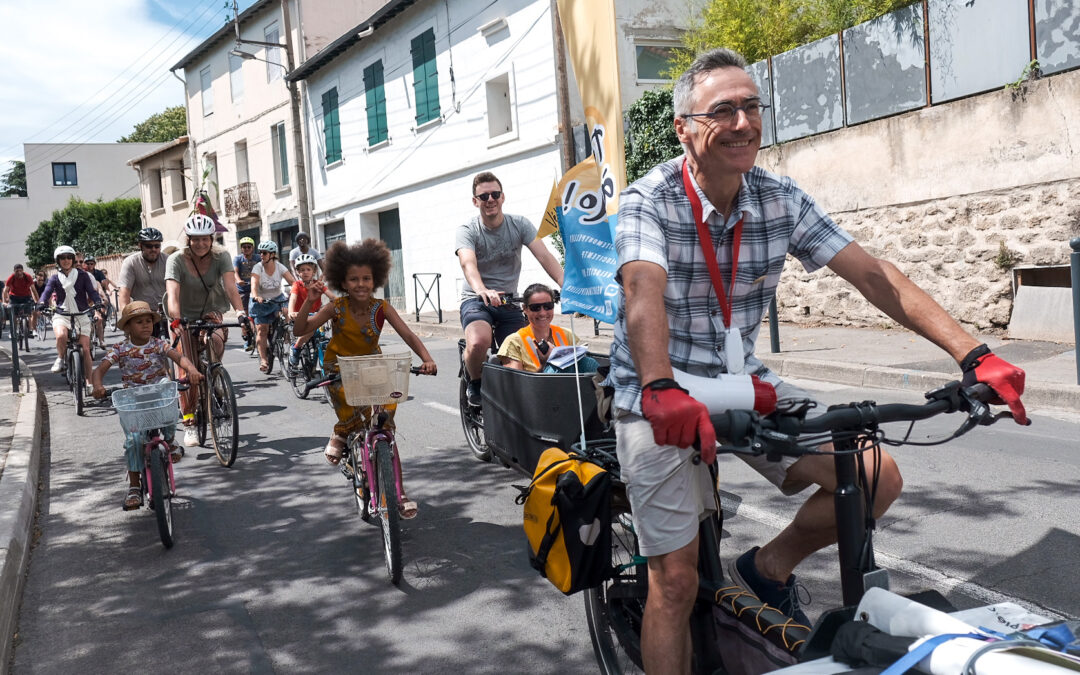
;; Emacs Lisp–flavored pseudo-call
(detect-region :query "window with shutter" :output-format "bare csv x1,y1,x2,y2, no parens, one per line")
322,88,342,163
410,28,440,125
364,61,388,145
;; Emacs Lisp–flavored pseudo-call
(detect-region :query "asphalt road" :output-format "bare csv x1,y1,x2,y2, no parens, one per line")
10,328,1080,673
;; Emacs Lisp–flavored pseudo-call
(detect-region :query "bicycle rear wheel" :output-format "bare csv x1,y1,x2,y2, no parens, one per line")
19,318,30,352
374,439,402,585
208,365,239,467
585,504,647,675
458,377,490,462
196,385,208,447
69,350,84,416
265,322,279,374
149,443,174,549
288,351,313,399
274,329,289,378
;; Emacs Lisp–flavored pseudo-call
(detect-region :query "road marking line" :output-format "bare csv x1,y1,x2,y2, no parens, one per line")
727,500,1066,620
425,401,459,416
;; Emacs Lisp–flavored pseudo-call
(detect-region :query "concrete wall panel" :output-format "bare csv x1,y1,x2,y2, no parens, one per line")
772,35,843,143
928,0,1031,103
1036,0,1080,75
748,59,775,148
843,4,927,126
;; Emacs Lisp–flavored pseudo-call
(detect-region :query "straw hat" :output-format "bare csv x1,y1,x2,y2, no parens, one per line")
116,301,162,331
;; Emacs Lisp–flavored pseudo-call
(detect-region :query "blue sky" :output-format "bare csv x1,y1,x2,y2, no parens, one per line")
0,0,258,167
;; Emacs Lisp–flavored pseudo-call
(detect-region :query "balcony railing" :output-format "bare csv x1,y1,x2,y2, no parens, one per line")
224,182,260,222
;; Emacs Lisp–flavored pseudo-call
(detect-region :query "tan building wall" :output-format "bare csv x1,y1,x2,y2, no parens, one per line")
757,68,1080,333
128,136,193,244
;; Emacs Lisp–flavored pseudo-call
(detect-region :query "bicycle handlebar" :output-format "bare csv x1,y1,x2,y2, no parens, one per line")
709,381,1007,460
300,366,429,396
45,306,102,317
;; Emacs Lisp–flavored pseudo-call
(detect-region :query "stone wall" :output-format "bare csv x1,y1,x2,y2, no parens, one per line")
758,68,1080,333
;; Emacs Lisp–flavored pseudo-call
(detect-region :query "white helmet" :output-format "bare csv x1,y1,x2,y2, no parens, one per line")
54,245,76,261
257,240,278,255
294,253,318,267
184,213,217,236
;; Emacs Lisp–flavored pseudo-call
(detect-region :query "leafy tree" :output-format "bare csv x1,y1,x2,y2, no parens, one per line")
24,197,142,268
624,88,682,183
118,105,187,143
1,160,27,197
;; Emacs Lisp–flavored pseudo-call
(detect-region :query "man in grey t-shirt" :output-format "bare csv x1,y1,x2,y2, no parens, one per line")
118,227,169,337
288,232,325,275
455,170,563,406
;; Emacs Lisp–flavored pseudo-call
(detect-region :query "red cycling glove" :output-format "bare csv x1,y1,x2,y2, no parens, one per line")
641,379,718,463
170,318,182,333
960,344,1028,425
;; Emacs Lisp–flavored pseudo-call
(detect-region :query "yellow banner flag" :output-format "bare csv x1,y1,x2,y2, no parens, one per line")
538,178,560,239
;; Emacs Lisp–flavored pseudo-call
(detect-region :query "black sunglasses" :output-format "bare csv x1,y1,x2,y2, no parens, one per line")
141,243,162,249
475,191,502,202
57,255,75,261
527,301,555,312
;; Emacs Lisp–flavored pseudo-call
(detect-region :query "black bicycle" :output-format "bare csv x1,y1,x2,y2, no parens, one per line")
584,381,1013,674
260,299,290,377
47,306,101,417
289,321,330,399
8,303,33,352
179,318,247,466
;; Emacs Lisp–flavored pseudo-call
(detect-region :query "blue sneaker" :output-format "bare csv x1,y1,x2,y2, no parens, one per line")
727,547,811,627
289,348,300,366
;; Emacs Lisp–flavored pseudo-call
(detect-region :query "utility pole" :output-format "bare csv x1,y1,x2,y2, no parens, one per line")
551,0,574,173
232,0,311,237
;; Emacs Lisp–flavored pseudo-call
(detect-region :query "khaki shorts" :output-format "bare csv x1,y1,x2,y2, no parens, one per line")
52,312,93,338
614,380,819,557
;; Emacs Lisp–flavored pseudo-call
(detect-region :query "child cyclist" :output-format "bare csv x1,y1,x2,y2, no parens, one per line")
293,239,437,519
91,302,203,510
288,252,335,367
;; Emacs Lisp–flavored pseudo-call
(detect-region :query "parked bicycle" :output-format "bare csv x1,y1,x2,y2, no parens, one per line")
179,318,247,466
583,380,1014,675
111,380,185,549
45,306,100,416
288,320,330,399
305,353,428,585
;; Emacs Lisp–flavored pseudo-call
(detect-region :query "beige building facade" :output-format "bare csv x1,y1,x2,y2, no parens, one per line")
127,136,193,245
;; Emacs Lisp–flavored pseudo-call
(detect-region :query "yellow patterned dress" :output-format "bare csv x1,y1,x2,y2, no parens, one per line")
324,296,396,436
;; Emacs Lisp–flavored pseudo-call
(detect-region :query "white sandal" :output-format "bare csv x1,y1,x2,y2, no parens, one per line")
324,436,346,465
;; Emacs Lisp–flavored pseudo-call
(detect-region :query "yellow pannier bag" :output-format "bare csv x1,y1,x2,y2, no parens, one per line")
518,447,612,595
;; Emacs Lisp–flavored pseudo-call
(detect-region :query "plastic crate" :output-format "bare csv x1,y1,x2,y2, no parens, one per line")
338,352,411,406
112,380,180,434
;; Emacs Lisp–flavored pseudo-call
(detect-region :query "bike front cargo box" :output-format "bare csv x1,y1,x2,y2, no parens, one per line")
481,360,612,476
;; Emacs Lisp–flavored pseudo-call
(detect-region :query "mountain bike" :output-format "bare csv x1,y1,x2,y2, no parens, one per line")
179,318,247,467
288,321,329,399
305,353,428,585
48,306,100,417
111,380,184,549
584,380,1013,674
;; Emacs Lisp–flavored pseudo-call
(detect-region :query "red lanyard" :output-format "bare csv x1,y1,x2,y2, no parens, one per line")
682,159,742,328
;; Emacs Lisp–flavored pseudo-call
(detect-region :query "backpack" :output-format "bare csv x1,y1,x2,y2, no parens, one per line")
517,447,613,595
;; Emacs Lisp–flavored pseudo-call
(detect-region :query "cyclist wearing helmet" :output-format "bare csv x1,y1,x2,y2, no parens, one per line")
287,231,324,275
287,252,334,365
118,227,169,337
234,236,258,350
38,245,101,380
250,240,297,372
166,213,248,447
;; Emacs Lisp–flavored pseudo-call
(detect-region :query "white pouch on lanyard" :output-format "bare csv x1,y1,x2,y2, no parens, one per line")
724,325,744,375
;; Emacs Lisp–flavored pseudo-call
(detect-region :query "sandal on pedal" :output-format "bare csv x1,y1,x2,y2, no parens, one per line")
324,436,346,465
398,499,418,520
169,445,184,464
122,486,143,511
259,362,270,373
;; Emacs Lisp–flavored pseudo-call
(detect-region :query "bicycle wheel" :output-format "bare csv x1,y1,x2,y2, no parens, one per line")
373,439,403,585
459,377,491,462
196,383,208,447
149,443,174,549
36,316,47,342
274,329,289,378
19,317,30,352
347,442,370,522
585,505,647,675
265,322,278,374
69,350,84,416
289,349,313,399
208,365,239,467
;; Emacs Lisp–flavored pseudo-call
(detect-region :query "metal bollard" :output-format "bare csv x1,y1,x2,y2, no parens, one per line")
768,297,780,353
412,273,443,324
1071,237,1080,386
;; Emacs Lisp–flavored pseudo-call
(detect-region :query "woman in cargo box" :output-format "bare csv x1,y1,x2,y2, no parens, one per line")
497,283,598,374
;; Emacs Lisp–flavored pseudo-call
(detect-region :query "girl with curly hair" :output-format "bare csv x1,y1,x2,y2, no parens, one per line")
293,239,436,518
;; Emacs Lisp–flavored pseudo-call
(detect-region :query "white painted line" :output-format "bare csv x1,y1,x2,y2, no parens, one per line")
729,501,1067,621
424,401,459,416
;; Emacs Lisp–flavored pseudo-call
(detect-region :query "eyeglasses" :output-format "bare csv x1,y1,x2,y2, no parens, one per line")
475,191,502,202
141,243,162,249
682,101,770,125
527,301,555,312
260,251,273,255
57,255,75,261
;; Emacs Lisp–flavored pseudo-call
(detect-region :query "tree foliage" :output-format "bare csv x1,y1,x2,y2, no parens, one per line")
624,88,682,183
1,160,27,197
669,0,919,74
118,105,188,143
25,197,142,268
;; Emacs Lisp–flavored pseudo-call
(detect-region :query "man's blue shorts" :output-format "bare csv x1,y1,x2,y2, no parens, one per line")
460,296,527,345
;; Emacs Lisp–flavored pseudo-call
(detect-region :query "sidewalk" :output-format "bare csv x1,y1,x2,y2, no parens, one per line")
394,309,1080,414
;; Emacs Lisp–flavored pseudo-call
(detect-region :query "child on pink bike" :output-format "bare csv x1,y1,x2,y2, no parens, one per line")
91,302,202,510
293,239,437,518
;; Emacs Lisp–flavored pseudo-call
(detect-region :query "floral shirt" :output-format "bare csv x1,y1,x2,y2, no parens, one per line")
103,337,172,386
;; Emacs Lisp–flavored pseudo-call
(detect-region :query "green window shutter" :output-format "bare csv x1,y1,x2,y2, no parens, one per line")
364,61,388,145
322,88,341,164
410,28,440,125
278,123,289,186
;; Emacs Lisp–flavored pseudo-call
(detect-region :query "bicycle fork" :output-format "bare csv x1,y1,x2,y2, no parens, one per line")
363,429,406,512
143,437,176,499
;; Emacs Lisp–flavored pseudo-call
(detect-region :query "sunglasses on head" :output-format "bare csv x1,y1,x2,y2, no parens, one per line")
527,301,555,312
475,191,502,202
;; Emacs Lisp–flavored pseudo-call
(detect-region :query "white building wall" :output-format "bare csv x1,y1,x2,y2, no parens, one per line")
305,0,564,311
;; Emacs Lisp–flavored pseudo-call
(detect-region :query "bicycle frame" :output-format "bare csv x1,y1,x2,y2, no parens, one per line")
139,429,176,502
355,409,406,514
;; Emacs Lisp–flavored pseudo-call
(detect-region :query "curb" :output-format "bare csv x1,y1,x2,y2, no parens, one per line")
0,353,42,672
759,355,1080,414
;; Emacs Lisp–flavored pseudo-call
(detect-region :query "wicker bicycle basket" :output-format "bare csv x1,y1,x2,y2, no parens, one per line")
337,352,411,407
112,380,180,434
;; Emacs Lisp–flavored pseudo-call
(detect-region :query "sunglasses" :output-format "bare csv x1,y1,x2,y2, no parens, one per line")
475,191,502,202
260,251,273,255
141,243,162,249
527,301,555,312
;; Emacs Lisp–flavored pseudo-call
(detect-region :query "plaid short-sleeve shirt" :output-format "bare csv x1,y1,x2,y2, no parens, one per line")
608,157,854,415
